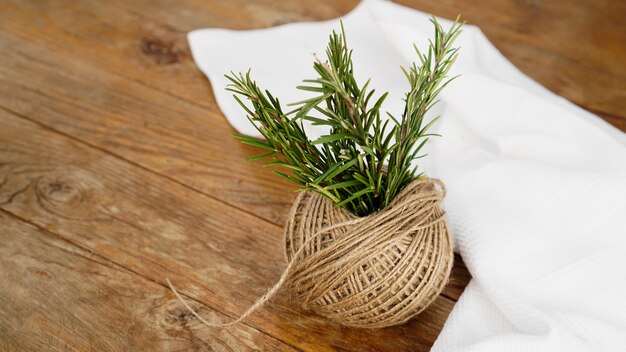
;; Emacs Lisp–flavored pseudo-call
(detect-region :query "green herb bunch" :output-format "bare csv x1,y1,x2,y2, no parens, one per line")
226,17,462,216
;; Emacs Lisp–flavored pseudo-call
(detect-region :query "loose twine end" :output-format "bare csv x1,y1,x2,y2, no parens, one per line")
166,278,228,327
166,266,292,328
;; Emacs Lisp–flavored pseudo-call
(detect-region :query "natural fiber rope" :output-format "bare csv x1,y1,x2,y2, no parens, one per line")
168,177,454,328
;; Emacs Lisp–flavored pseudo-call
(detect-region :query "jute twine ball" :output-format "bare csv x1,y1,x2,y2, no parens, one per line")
284,177,454,328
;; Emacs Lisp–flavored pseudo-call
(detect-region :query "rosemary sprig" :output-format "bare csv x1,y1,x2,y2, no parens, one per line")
226,16,462,216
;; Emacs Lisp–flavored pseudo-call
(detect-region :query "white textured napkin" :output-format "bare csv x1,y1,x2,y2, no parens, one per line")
188,0,626,350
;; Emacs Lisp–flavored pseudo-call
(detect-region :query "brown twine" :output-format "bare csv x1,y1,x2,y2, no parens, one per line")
168,177,454,329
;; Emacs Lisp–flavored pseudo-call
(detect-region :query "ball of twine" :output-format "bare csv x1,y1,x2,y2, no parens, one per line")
167,177,453,329
284,177,454,328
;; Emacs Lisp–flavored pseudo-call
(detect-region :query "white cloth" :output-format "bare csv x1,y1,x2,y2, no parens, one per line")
188,0,626,350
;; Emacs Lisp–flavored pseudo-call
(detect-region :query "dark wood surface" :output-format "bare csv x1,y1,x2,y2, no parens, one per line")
1,0,623,350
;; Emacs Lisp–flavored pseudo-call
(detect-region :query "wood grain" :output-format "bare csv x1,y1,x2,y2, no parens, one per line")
0,1,296,225
0,0,623,350
397,0,626,117
0,211,295,351
113,0,626,119
0,109,458,350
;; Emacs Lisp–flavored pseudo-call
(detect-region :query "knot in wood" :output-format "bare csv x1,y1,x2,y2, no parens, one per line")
140,37,181,65
35,169,103,219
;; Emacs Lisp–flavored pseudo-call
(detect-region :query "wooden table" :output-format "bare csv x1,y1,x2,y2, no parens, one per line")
1,0,624,350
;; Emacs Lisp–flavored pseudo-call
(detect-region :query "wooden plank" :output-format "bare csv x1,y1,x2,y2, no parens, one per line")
111,0,359,30
0,211,295,351
0,109,458,350
0,28,295,226
0,0,354,114
112,0,626,119
0,0,216,111
398,0,626,118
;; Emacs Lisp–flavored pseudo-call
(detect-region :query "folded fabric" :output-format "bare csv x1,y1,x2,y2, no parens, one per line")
188,0,626,350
